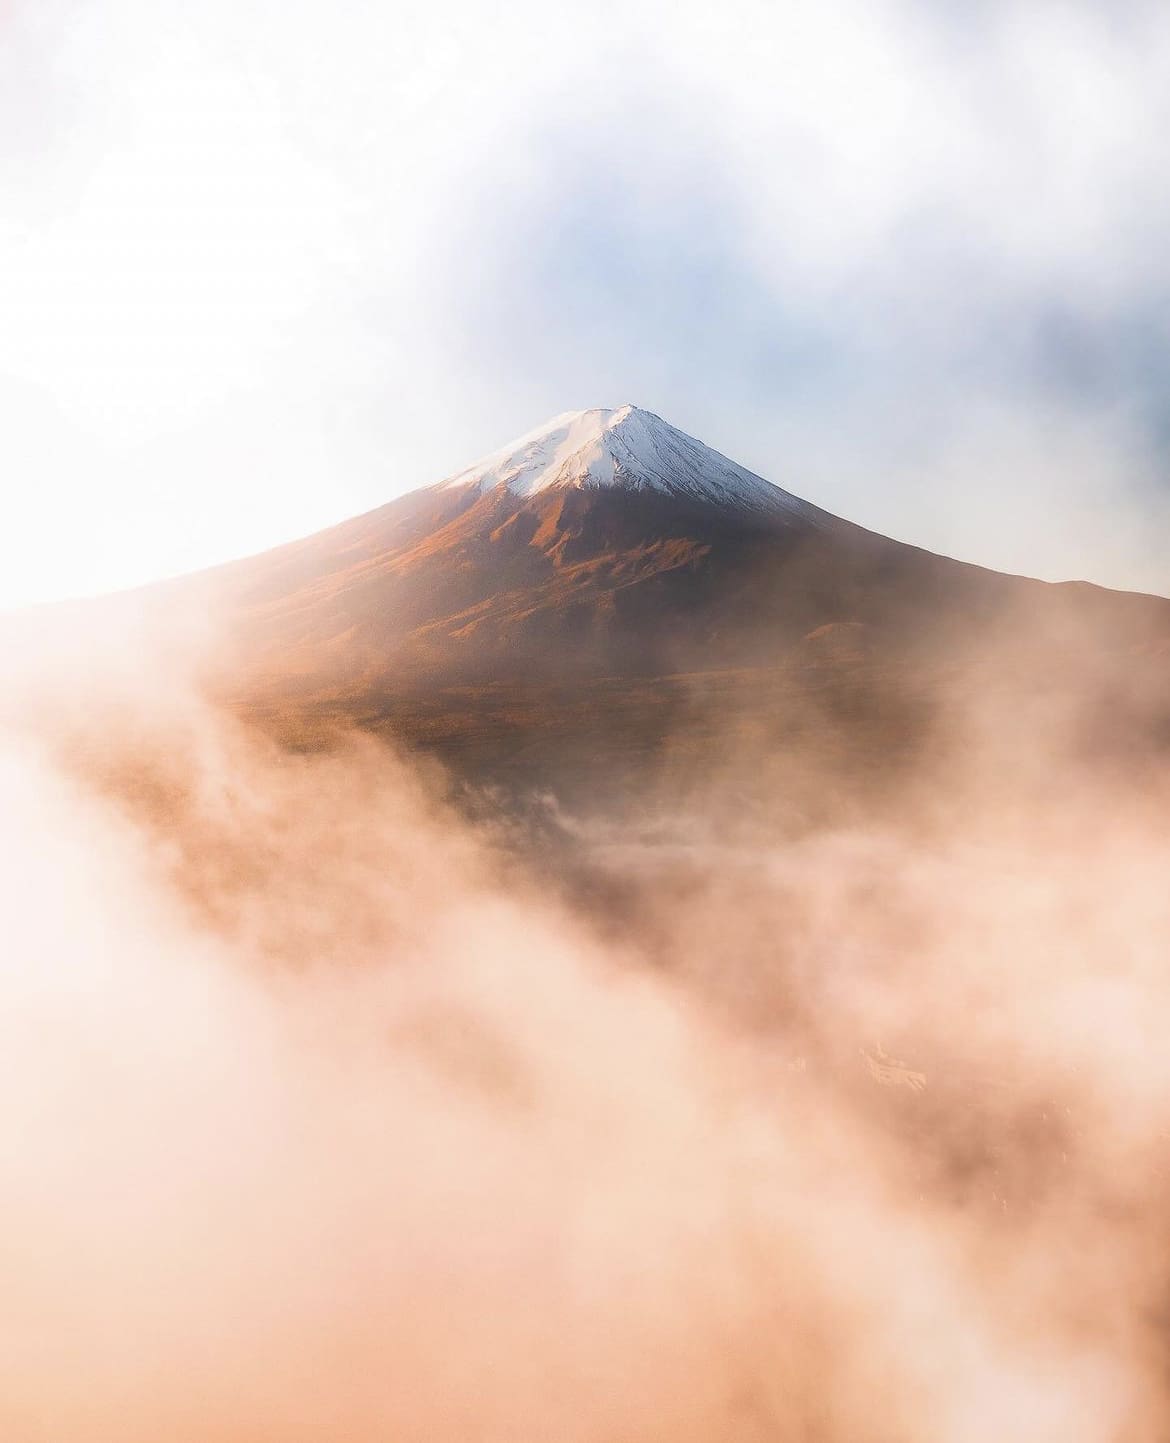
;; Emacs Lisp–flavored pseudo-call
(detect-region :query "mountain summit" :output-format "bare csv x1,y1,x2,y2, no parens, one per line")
439,405,818,519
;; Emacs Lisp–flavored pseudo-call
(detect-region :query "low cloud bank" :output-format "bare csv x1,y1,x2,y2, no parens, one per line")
3,636,1170,1440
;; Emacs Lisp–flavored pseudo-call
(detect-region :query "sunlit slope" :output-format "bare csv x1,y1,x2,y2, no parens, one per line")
63,404,1168,804
186,407,1169,698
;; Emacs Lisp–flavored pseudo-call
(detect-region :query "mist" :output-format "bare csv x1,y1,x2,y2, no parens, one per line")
2,611,1170,1441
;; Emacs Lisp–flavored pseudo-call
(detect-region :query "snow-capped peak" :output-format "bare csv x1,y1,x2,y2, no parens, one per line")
439,405,818,517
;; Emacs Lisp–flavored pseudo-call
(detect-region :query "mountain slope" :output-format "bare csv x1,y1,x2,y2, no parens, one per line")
193,406,1164,692
110,403,1168,803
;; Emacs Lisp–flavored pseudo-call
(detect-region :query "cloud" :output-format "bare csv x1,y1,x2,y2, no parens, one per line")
4,618,1170,1437
2,0,1169,604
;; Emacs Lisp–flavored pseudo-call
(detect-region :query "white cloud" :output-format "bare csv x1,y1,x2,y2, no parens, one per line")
1,0,1169,605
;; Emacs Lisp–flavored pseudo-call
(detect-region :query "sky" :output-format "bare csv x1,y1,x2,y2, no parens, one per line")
3,0,1170,607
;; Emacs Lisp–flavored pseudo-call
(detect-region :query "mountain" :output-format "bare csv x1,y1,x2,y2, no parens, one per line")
126,405,1170,805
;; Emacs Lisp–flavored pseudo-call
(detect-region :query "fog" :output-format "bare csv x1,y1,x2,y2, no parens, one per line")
3,626,1170,1440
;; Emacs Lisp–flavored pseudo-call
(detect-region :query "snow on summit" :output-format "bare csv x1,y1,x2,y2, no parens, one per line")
440,405,818,517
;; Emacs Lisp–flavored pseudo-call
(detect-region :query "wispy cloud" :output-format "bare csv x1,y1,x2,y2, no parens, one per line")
2,0,1169,603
